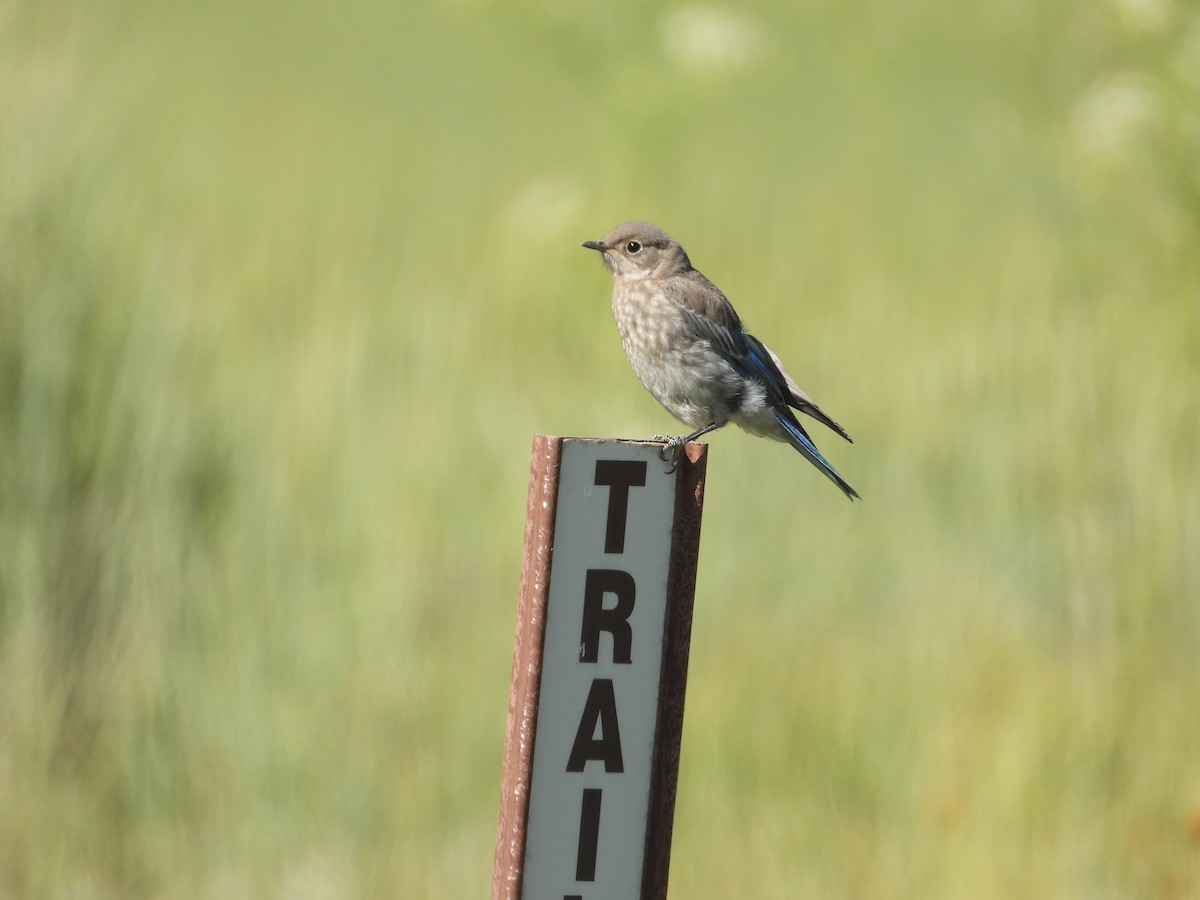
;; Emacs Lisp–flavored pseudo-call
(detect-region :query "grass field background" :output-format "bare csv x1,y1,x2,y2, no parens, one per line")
2,0,1199,896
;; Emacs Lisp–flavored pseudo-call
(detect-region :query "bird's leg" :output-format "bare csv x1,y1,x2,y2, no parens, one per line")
654,422,722,473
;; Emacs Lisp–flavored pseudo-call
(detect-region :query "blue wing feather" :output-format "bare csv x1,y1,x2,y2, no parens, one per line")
676,301,860,499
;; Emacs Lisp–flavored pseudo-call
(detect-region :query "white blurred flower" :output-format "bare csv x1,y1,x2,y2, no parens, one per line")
1069,72,1161,162
660,6,766,75
279,848,353,900
1112,0,1171,33
503,177,584,237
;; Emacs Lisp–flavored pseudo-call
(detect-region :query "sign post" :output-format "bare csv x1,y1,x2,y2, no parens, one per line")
493,436,707,900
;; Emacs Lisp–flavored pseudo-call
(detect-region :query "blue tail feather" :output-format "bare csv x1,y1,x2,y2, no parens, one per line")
775,409,860,500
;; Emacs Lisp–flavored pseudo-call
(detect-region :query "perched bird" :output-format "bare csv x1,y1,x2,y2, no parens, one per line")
582,221,859,500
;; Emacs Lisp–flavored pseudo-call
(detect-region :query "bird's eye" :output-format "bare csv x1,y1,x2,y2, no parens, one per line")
626,240,642,254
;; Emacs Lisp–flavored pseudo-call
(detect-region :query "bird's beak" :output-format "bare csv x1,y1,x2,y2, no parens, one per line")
581,240,606,252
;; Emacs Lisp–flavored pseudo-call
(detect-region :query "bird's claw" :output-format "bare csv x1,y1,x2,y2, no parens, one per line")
653,435,683,473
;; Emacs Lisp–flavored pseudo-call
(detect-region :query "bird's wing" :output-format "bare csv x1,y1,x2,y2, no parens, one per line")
662,275,776,385
681,306,859,497
673,298,786,401
665,277,853,443
672,313,850,446
665,274,853,443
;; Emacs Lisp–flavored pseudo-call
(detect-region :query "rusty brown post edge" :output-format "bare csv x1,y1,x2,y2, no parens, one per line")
641,441,707,900
492,435,564,900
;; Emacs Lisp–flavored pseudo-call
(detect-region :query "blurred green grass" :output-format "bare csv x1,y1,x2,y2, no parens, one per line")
2,0,1199,896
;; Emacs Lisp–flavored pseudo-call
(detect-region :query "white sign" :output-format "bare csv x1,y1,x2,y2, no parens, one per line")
521,439,678,900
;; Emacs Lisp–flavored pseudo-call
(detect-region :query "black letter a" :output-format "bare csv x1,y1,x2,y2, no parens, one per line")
566,679,624,773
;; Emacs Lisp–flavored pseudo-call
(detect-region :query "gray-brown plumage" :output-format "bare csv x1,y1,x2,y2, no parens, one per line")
583,220,858,499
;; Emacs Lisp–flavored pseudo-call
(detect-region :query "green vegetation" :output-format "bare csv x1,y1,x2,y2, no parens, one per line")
2,0,1198,895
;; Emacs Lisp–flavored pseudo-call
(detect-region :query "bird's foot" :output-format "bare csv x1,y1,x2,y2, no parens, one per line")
653,434,684,474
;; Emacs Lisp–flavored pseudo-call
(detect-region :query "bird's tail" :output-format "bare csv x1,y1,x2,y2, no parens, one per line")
775,409,860,501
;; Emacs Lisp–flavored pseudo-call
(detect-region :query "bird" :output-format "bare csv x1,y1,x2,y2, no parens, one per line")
582,220,859,500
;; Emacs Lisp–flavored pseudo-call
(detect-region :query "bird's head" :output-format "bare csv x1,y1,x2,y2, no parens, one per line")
582,221,692,280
